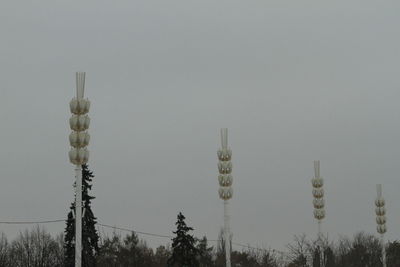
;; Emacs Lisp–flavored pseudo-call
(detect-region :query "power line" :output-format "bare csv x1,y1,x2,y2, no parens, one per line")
97,224,277,254
0,218,282,254
0,219,65,224
0,219,174,239
97,223,173,239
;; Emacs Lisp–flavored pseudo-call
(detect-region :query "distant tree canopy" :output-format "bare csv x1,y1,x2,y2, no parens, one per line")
4,227,63,267
386,241,400,267
0,228,398,267
54,165,400,267
196,236,214,267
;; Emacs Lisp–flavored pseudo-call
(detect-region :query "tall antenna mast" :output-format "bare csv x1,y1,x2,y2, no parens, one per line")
311,160,325,267
217,128,233,267
68,72,91,267
375,184,387,267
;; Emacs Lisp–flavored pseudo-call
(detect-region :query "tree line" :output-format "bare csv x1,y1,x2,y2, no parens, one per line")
0,224,399,266
1,165,398,266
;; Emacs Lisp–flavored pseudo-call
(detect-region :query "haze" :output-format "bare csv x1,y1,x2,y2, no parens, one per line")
0,1,399,251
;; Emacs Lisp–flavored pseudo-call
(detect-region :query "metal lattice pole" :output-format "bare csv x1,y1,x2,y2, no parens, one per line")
312,160,325,267
375,184,387,267
218,128,233,267
68,72,91,267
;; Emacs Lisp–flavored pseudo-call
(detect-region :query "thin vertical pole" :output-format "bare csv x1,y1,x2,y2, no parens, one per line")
224,199,231,267
314,161,320,179
318,220,321,237
74,72,85,267
76,72,85,99
377,184,382,198
75,165,82,267
220,128,230,267
221,128,228,149
318,220,324,267
313,160,324,267
381,234,387,267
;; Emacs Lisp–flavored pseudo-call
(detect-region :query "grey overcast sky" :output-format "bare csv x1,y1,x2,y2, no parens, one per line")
0,0,399,251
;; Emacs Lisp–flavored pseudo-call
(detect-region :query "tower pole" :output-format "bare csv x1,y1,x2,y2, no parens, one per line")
218,128,232,267
312,160,325,267
375,184,387,267
75,165,82,267
68,72,91,267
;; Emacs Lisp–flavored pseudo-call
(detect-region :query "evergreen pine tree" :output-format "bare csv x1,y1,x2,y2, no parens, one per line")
196,236,213,267
64,164,100,267
167,212,199,267
64,203,75,267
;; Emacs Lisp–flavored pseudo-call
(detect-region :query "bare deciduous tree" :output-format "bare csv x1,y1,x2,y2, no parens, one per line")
9,226,62,267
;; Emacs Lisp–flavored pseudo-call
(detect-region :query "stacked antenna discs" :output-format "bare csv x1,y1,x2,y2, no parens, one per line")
312,161,325,222
375,185,387,235
311,160,325,267
68,73,90,165
218,132,233,200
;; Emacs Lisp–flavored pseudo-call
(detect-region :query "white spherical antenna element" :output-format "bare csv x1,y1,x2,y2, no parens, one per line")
217,149,232,161
377,225,387,234
70,98,90,115
218,162,233,174
69,132,90,148
312,188,324,199
219,187,233,200
313,209,325,220
69,115,90,132
376,216,386,225
218,174,233,187
375,198,385,207
313,198,325,209
311,177,324,188
69,148,89,165
375,207,386,216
